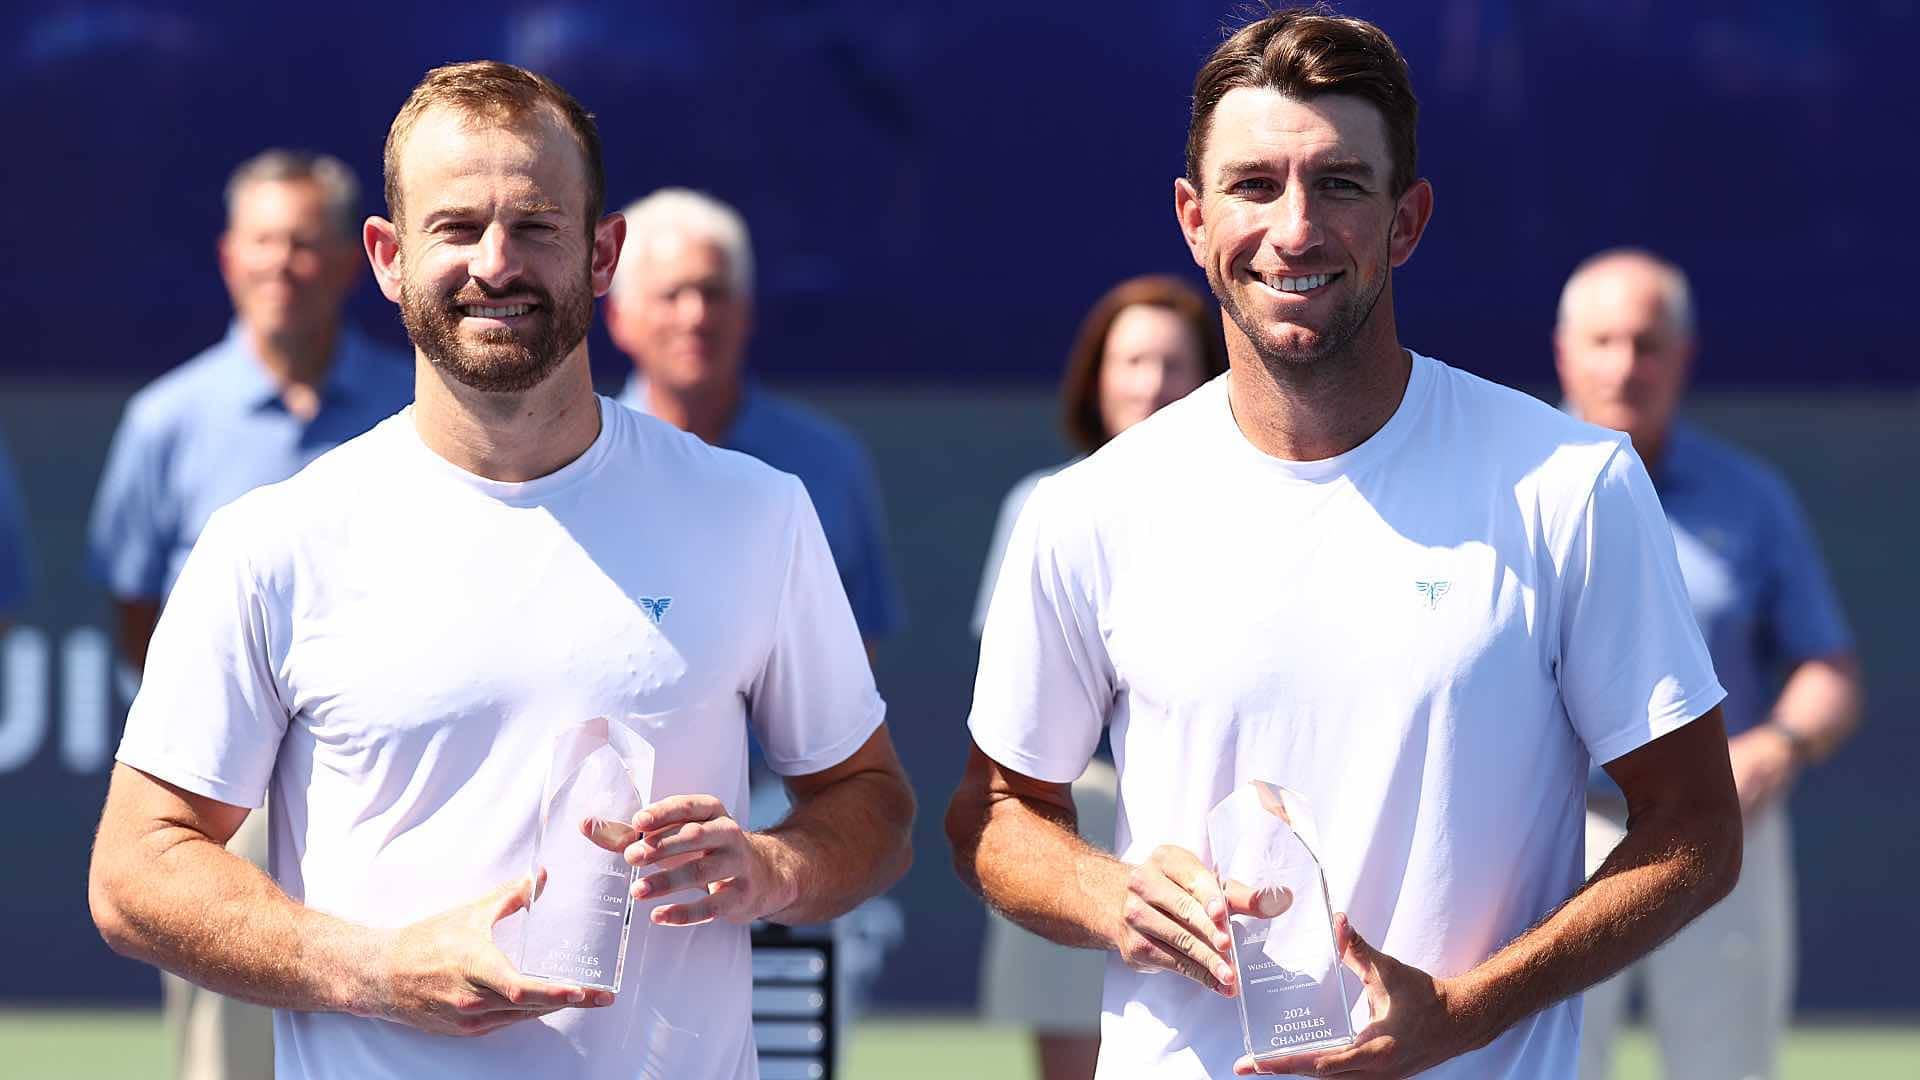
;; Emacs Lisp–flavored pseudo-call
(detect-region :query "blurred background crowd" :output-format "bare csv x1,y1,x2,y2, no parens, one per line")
2,2,1915,1078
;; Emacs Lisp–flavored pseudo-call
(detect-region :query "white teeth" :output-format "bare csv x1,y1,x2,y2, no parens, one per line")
464,304,531,318
1270,273,1331,293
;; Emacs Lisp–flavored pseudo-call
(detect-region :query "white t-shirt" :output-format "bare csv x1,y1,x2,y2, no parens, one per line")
969,354,1724,1080
117,397,885,1080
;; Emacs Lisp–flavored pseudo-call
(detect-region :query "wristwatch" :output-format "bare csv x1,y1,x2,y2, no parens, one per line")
1764,721,1812,766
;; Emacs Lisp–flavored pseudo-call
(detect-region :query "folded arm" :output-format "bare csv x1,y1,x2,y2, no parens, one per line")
946,744,1244,995
89,763,599,1035
608,726,915,928
1248,707,1742,1076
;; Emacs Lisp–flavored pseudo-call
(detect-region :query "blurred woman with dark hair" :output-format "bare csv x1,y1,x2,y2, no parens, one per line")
970,274,1224,1080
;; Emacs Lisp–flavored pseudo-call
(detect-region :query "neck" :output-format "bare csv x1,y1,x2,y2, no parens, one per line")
1628,428,1667,470
413,349,602,482
247,321,340,420
1223,304,1412,461
643,375,740,445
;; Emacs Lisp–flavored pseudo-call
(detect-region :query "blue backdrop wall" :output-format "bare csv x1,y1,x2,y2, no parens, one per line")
8,1,1915,389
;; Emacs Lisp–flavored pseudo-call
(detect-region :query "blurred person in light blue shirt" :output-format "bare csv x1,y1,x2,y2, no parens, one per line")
604,187,903,647
1558,248,1863,1080
604,187,906,1069
0,428,31,631
85,148,411,1080
969,273,1223,1080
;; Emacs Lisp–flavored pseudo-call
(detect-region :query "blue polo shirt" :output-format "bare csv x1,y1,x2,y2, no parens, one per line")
0,430,30,615
619,374,904,640
1591,420,1851,794
89,324,413,602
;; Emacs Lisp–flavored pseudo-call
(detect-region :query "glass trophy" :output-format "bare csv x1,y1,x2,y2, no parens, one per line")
517,715,656,993
1206,781,1355,1062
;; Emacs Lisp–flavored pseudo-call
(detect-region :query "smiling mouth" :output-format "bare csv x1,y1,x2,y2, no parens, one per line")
457,303,536,318
1255,271,1342,294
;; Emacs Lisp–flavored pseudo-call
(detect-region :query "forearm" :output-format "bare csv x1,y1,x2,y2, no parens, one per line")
91,820,382,1015
756,767,915,925
949,788,1128,952
1770,654,1862,763
1447,801,1740,1047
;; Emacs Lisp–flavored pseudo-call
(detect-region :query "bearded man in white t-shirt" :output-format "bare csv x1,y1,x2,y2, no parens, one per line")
87,61,914,1080
946,10,1741,1079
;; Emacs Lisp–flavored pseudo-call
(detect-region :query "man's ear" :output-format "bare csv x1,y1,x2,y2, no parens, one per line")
1174,176,1208,269
590,212,627,298
1387,179,1434,268
364,216,403,303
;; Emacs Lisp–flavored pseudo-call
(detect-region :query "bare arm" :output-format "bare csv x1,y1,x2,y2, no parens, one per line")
112,597,161,674
90,763,602,1035
945,744,1243,994
946,744,1124,950
1729,652,1862,816
605,726,915,928
1245,708,1742,1077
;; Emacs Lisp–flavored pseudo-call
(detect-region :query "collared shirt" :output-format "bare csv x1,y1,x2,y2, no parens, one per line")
0,429,30,614
1591,419,1852,794
619,374,904,640
89,323,413,602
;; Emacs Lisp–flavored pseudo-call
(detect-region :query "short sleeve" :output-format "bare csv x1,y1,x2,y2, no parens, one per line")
88,400,175,601
1557,444,1727,767
0,433,31,613
966,477,1112,784
1758,474,1852,664
747,476,887,776
839,448,906,641
113,503,290,809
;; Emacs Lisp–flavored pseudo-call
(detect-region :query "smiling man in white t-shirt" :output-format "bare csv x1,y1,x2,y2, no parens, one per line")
946,10,1740,1079
87,61,914,1080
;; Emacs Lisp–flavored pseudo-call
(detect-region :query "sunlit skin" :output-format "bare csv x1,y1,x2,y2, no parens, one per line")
364,105,623,481
1097,304,1210,438
1554,258,1693,466
1173,88,1433,462
605,232,752,443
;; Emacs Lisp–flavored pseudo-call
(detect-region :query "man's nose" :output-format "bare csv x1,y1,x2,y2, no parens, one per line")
1265,186,1321,256
469,222,523,289
675,289,710,325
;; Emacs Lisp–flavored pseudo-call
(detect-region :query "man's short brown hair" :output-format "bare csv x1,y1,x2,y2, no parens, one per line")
383,60,605,226
1186,7,1419,196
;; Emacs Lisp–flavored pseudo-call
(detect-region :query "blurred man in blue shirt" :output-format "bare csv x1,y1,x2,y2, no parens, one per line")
0,430,31,632
604,187,906,1065
86,149,410,1080
1557,249,1863,1080
604,188,903,648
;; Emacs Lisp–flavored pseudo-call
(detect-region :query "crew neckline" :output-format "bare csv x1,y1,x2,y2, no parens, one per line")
1213,350,1434,483
398,395,618,504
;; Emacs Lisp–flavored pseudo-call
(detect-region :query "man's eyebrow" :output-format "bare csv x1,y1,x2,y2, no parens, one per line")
1317,157,1377,180
420,206,477,225
1216,159,1272,179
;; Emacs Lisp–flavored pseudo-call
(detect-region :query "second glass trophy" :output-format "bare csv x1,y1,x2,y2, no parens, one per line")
517,715,656,993
1206,781,1356,1063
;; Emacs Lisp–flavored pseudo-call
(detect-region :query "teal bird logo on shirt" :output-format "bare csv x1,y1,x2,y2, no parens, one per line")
639,597,673,624
1415,580,1451,609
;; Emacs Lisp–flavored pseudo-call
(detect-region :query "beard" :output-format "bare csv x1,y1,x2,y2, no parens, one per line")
399,260,594,394
1208,252,1389,373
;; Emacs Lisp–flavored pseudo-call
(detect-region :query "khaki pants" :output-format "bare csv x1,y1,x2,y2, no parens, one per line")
979,759,1119,1034
1578,799,1794,1080
163,806,276,1080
